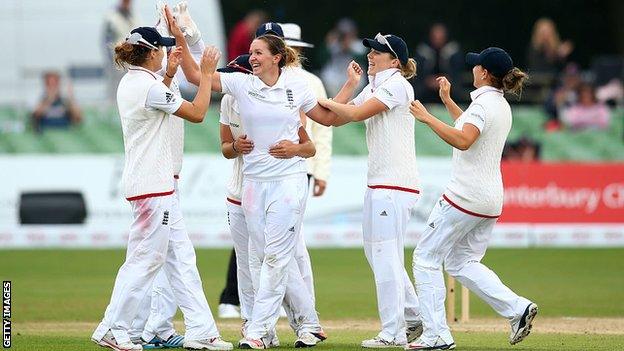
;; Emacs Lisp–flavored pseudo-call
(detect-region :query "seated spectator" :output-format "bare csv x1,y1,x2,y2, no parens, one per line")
414,23,463,103
227,9,267,61
319,18,367,97
561,83,611,131
502,136,541,162
543,63,582,131
527,18,573,75
32,71,82,133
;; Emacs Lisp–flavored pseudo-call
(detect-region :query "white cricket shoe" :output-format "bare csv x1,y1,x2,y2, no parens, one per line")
218,303,240,319
154,1,170,37
510,302,538,345
183,337,233,350
238,338,267,349
404,337,456,350
406,321,424,343
173,1,201,45
294,332,323,348
361,336,404,348
92,331,143,350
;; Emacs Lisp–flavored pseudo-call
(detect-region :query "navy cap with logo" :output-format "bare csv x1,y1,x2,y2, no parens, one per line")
217,54,253,74
128,27,176,49
255,22,284,38
363,33,409,66
466,47,513,78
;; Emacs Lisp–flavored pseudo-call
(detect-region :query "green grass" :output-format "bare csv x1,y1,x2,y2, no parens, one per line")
2,248,624,350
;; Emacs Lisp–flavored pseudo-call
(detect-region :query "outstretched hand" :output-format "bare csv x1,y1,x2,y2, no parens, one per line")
164,5,184,39
346,60,363,85
409,100,431,123
166,47,183,75
200,46,221,75
437,76,451,102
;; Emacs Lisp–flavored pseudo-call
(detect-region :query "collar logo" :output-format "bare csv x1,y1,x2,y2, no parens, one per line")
247,91,266,100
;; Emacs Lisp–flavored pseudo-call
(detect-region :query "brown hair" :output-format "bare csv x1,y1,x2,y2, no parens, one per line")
400,58,417,79
490,68,529,96
113,42,152,69
256,35,300,68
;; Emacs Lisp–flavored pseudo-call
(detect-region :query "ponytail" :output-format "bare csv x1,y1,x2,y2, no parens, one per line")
400,58,417,79
283,45,301,68
490,67,529,96
113,42,151,69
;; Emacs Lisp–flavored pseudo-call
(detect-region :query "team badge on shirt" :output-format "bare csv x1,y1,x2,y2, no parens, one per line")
285,89,295,110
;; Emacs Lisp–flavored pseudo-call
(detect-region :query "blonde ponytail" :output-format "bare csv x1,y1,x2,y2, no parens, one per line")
400,58,417,79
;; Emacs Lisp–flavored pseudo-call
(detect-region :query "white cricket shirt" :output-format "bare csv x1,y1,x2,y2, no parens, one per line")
352,68,420,193
219,94,245,203
117,66,182,200
444,85,512,217
219,69,317,181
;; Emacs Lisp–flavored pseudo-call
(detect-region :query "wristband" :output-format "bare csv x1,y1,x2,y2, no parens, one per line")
232,141,239,153
165,72,175,79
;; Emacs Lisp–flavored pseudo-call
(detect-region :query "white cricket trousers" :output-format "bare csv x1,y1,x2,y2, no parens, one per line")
92,194,219,344
363,187,421,344
243,174,319,339
413,196,530,345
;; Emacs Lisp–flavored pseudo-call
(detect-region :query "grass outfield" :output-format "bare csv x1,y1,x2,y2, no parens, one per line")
3,248,624,350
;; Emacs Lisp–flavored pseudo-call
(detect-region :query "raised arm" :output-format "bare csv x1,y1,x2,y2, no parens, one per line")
165,5,201,85
437,77,463,120
409,100,479,150
305,61,363,126
173,47,220,123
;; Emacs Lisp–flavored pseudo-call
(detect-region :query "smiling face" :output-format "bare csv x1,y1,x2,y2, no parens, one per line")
366,49,398,76
249,38,280,77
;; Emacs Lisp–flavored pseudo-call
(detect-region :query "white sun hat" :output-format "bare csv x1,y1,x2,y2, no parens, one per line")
280,23,314,48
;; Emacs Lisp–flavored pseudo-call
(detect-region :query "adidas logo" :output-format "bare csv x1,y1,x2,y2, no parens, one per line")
162,211,169,225
428,222,435,229
165,92,175,103
380,210,388,216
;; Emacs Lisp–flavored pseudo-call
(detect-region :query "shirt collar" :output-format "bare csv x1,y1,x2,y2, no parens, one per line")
369,68,400,90
470,85,503,101
252,68,288,91
127,65,162,81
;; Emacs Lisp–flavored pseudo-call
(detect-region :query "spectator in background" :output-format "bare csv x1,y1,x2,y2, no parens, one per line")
319,18,367,97
502,136,541,162
226,10,267,61
527,18,573,75
543,63,582,131
32,71,82,133
414,23,463,103
103,0,140,103
561,83,611,131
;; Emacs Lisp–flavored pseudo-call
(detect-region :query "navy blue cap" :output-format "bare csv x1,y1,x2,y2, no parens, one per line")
466,47,513,78
255,22,284,38
129,27,175,48
363,33,409,66
217,54,253,74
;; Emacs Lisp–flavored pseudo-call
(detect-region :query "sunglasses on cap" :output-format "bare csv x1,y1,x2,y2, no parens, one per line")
227,61,253,74
374,33,399,60
126,32,159,50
